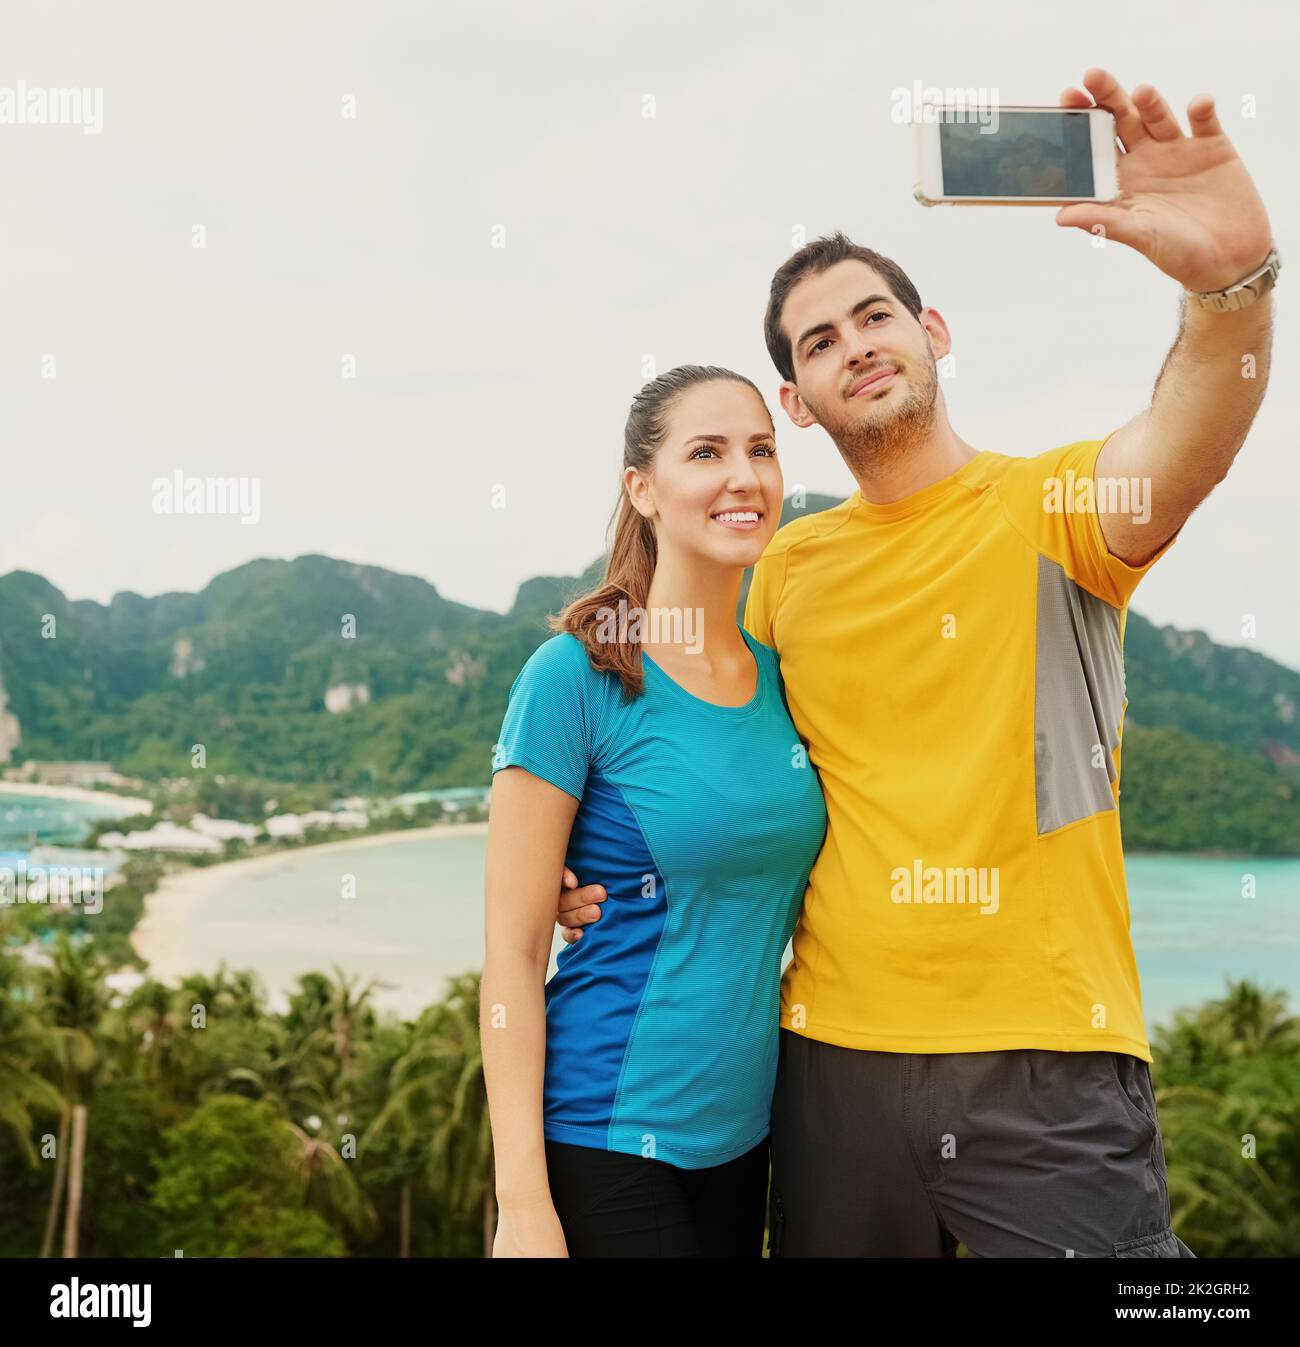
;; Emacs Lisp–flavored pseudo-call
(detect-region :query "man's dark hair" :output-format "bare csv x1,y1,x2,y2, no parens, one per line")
763,231,924,383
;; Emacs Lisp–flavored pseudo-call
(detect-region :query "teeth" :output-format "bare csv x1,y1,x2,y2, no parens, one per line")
713,511,759,522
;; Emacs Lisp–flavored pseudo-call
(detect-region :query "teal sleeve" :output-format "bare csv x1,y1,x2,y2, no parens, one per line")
491,635,596,802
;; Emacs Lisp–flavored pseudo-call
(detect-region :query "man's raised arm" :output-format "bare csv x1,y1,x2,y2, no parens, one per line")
1053,68,1276,566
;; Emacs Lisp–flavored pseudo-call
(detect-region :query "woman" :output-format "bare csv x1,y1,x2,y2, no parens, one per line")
481,365,827,1257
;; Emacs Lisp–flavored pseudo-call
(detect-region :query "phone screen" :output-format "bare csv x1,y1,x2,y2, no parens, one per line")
939,110,1096,198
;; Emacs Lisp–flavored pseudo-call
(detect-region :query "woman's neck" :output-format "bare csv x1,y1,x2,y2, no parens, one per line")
641,552,747,666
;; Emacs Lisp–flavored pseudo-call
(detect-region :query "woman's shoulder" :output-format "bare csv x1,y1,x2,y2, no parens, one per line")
510,631,616,700
515,630,590,678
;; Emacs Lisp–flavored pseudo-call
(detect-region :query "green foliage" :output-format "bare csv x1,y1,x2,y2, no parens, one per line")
3,532,1298,832
1125,614,1300,774
1121,726,1300,854
1,927,1294,1257
1151,981,1300,1256
0,949,490,1258
151,1094,347,1257
77,1077,174,1257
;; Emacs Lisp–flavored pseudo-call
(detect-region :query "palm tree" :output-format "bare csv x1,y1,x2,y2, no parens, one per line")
364,972,490,1255
230,967,386,1244
276,964,380,1088
118,979,188,1088
322,965,387,1114
1152,979,1300,1256
0,948,68,1168
222,1015,334,1120
35,935,109,1258
280,1116,378,1239
1208,980,1297,1056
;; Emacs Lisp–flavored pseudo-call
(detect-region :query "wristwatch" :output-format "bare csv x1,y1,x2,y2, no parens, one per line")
1185,247,1281,312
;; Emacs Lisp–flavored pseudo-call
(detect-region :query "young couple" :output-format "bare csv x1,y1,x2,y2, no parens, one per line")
480,70,1276,1258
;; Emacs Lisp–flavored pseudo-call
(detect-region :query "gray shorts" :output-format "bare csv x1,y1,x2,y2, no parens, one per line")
768,1028,1195,1258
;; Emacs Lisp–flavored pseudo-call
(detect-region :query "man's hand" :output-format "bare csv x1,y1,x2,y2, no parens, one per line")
555,866,606,945
1054,69,1273,293
1050,69,1274,567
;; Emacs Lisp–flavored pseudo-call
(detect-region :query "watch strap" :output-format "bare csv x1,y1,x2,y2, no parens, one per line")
1186,248,1281,312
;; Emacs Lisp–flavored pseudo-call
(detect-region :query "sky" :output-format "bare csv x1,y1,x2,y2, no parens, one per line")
4,0,1297,667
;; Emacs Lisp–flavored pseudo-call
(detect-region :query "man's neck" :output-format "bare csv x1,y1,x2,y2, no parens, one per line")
849,425,981,505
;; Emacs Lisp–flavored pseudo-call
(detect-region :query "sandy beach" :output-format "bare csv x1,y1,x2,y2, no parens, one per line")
130,822,489,987
0,782,154,815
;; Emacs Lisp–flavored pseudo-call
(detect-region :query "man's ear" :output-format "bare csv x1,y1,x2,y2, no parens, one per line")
919,306,952,363
778,380,818,429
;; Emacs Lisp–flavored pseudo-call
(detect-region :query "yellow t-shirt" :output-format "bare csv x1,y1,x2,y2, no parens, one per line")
744,438,1176,1063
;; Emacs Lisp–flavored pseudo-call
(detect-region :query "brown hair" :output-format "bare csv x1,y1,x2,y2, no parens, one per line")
548,364,771,701
763,231,924,383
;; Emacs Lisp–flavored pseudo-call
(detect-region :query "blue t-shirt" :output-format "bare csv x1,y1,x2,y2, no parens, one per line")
491,625,828,1169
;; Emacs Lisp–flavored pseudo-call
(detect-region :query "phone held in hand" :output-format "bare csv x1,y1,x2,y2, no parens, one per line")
913,104,1119,207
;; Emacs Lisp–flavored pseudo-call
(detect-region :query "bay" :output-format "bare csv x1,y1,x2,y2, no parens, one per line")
132,831,1300,1033
0,790,145,852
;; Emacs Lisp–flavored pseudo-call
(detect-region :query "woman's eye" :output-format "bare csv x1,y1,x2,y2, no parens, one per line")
754,445,776,457
689,447,716,459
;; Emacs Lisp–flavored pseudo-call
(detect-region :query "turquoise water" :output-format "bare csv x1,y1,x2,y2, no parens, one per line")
142,833,1300,1033
1125,854,1299,1032
0,792,143,850
141,832,497,1020
8,784,1291,1031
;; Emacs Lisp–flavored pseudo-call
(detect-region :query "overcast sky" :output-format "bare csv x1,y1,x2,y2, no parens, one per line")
4,0,1297,667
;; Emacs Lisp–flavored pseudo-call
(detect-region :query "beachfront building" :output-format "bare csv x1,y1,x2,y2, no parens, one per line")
190,813,259,843
4,760,138,790
265,814,306,839
391,787,490,814
299,809,369,830
265,808,369,838
105,822,224,854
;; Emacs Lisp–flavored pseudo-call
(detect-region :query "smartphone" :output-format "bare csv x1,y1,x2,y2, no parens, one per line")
913,105,1119,206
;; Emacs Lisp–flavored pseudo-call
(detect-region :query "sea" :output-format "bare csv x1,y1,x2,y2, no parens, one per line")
5,791,1296,1034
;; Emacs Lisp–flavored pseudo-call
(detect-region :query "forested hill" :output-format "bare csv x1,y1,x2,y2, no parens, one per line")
0,501,1296,853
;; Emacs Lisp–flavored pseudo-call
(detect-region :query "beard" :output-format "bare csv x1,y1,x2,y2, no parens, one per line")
809,353,940,478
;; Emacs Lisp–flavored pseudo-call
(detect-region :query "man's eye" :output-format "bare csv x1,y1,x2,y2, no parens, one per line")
810,338,830,355
865,311,887,323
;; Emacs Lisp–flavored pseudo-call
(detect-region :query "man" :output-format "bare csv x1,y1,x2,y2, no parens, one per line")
554,69,1276,1256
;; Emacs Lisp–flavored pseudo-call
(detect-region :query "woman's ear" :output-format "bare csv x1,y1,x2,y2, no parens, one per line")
624,465,655,520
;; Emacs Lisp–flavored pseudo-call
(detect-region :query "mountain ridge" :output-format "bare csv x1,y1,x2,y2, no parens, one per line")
1,507,1296,851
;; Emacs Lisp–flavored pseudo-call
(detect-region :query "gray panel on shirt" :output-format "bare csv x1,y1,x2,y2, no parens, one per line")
1034,553,1126,835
